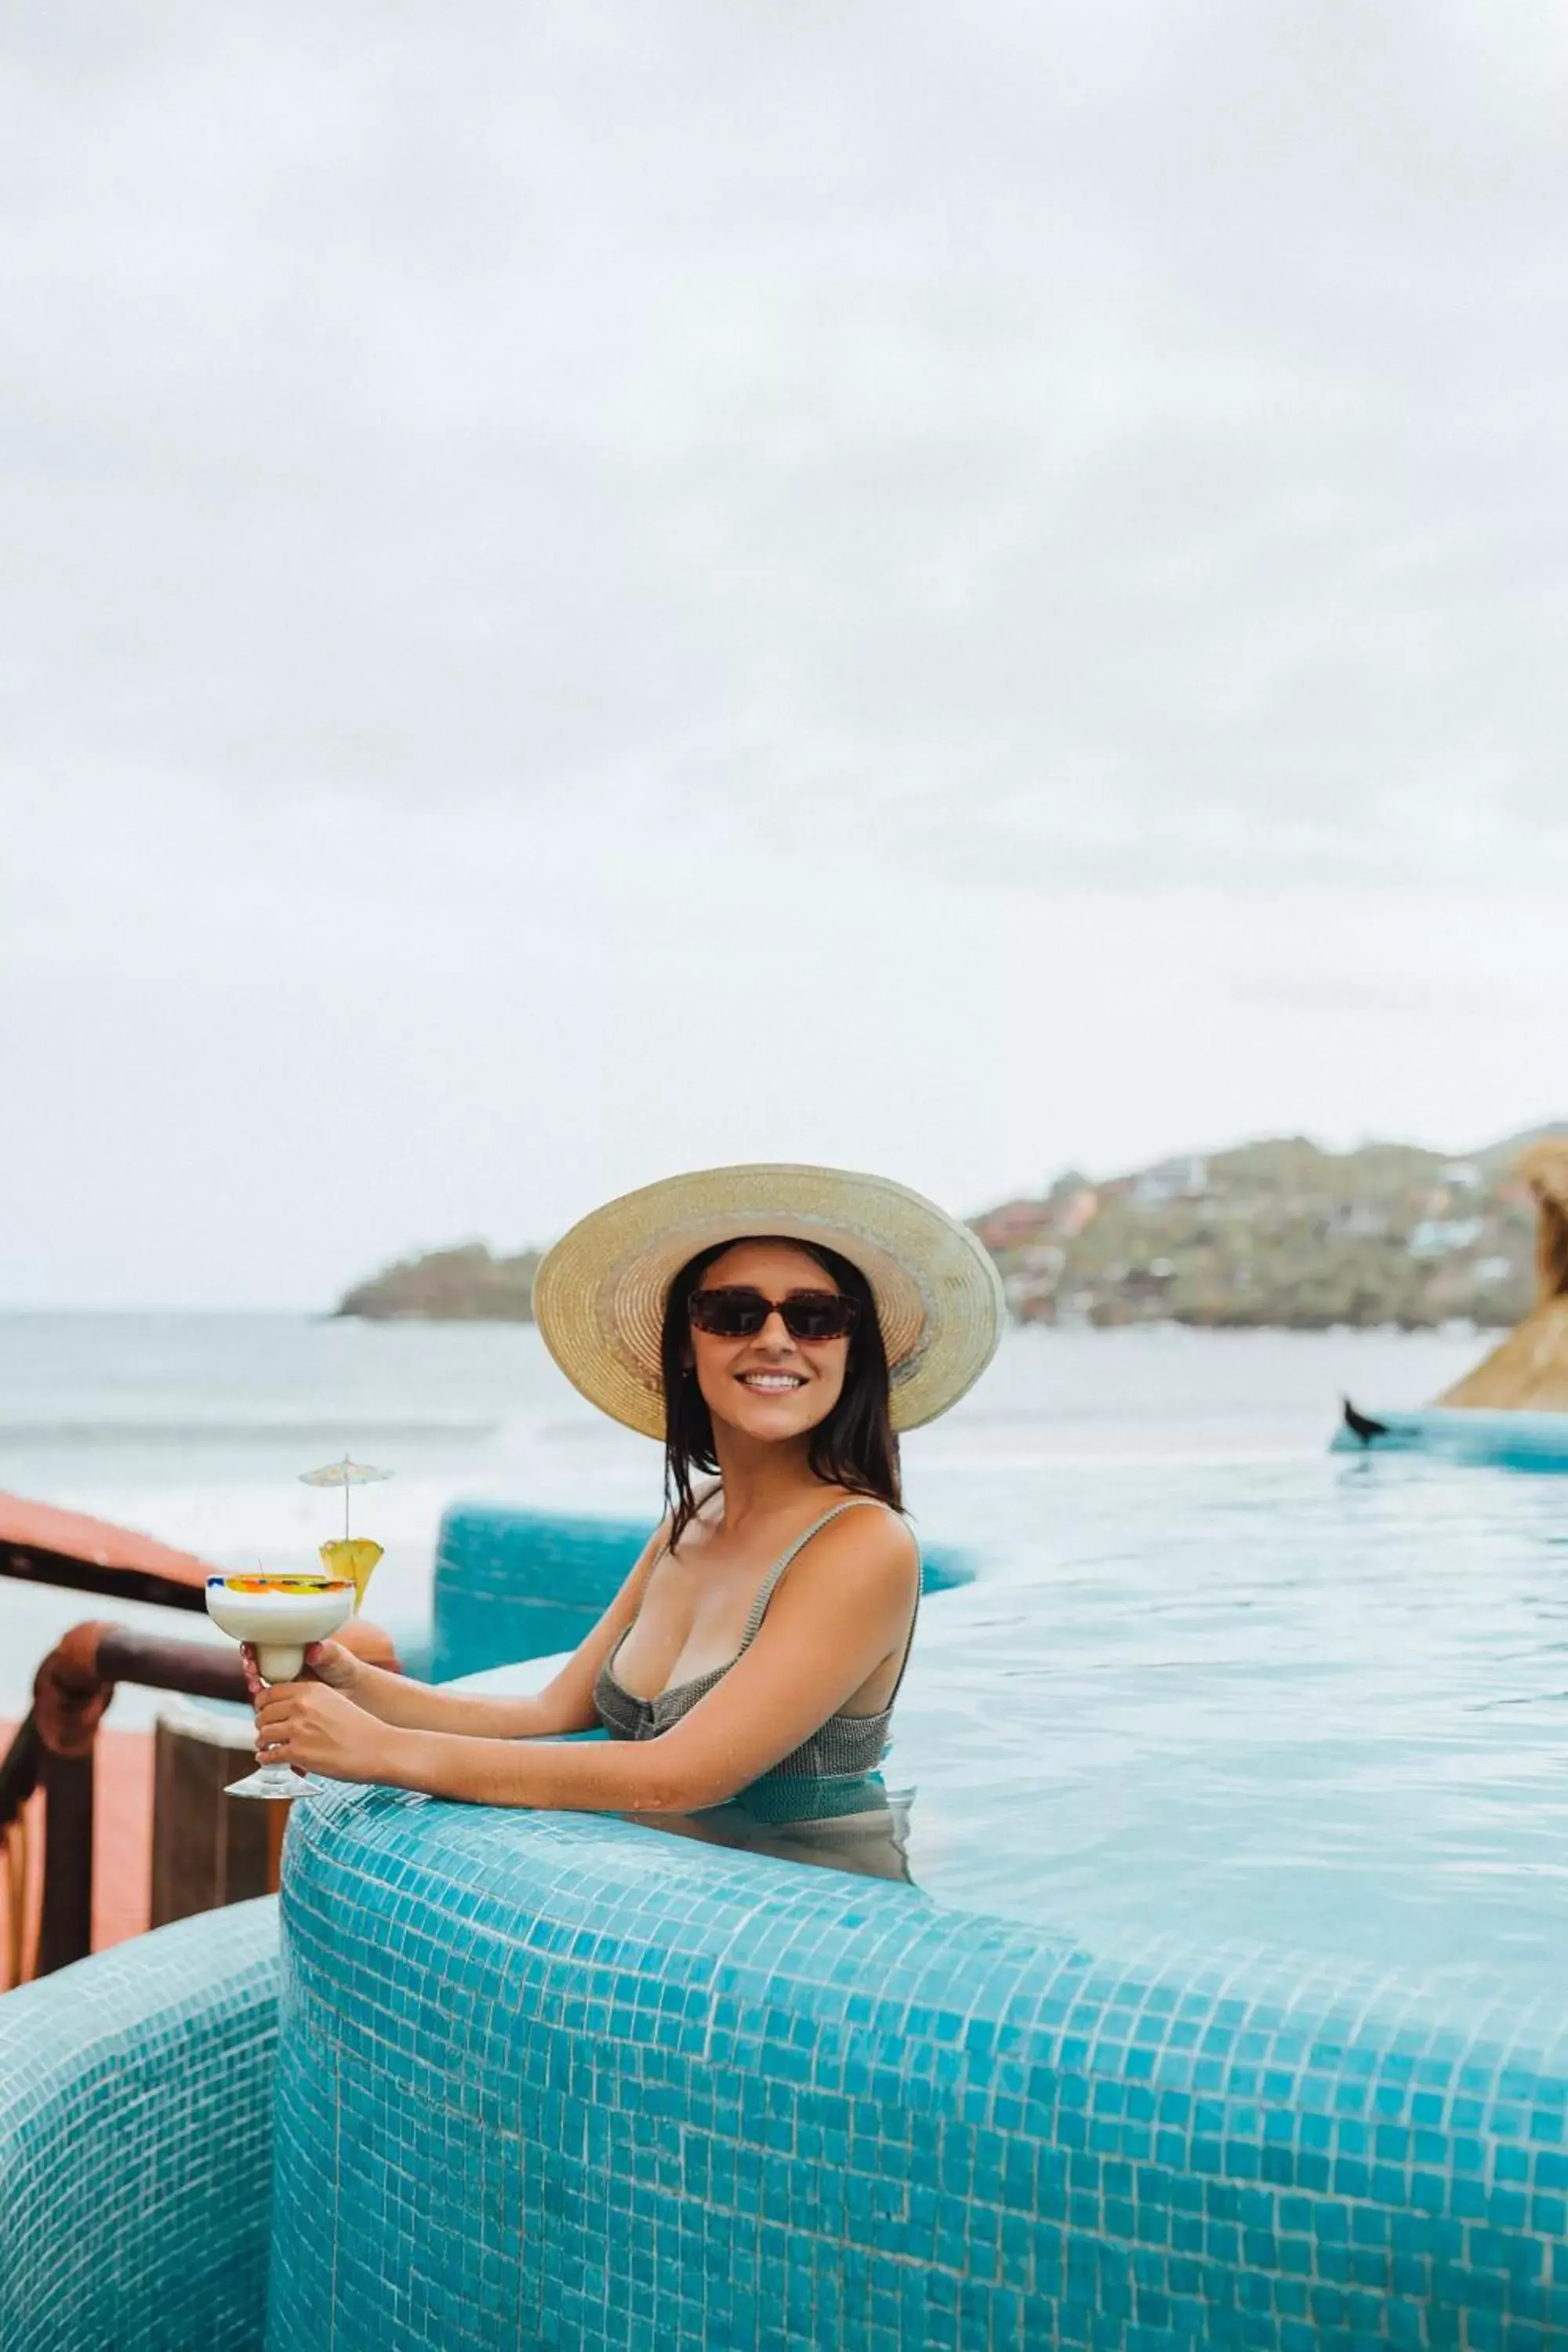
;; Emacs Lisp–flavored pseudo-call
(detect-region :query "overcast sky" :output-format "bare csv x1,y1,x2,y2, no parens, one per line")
3,0,1565,1308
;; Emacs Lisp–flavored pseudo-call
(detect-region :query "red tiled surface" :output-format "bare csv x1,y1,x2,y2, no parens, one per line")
1,1720,153,1987
0,1490,220,1593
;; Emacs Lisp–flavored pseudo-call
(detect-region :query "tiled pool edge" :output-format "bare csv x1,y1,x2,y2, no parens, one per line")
0,1897,280,2352
270,1786,1568,2352
431,1501,975,1682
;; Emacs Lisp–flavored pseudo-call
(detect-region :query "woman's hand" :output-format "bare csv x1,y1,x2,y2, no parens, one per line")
253,1680,398,1784
240,1639,362,1705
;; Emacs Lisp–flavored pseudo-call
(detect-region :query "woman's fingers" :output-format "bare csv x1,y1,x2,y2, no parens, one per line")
250,1680,387,1784
255,1690,290,1752
256,1687,313,1759
300,1639,357,1690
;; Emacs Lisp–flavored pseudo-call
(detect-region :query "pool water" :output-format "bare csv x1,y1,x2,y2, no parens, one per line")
892,1448,1568,1998
453,1432,1568,2011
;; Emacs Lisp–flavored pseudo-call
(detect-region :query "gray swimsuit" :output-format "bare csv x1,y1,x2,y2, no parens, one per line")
593,1498,920,1780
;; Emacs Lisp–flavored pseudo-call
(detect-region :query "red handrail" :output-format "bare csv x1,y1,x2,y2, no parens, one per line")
1,1618,399,1981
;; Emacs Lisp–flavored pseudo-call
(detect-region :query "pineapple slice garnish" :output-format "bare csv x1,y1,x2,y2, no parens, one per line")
317,1537,383,1608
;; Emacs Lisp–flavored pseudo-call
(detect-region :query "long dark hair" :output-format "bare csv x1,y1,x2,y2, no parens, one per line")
660,1236,902,1550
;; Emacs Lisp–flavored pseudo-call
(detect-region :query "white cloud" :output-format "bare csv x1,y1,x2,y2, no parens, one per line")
2,1,1563,1302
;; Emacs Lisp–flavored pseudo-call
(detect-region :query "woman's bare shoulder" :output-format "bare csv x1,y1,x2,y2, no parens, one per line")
798,1497,920,1591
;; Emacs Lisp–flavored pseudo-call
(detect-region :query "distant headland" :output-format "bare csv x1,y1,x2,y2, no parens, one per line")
333,1124,1566,1332
335,1243,544,1323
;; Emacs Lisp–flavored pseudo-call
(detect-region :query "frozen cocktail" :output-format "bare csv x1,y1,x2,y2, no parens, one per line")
205,1573,356,1799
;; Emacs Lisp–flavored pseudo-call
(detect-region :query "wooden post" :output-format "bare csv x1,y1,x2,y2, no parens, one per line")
35,1748,94,1976
150,1698,273,1929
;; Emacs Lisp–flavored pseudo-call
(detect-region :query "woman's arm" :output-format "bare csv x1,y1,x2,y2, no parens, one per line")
260,1521,669,1741
255,1508,920,1811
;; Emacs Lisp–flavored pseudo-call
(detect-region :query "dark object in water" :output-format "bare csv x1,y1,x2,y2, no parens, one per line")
1328,1401,1568,1466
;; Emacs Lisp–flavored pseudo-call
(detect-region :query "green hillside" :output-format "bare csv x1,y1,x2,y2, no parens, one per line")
335,1127,1563,1330
972,1132,1553,1330
335,1243,543,1322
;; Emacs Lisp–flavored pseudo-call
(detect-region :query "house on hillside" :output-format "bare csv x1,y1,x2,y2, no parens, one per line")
1134,1156,1208,1207
971,1200,1054,1252
1409,1218,1485,1260
1333,1201,1389,1240
1054,1186,1099,1238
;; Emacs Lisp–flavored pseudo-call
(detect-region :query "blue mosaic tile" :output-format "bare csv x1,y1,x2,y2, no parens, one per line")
261,1784,1568,2351
0,1897,279,2352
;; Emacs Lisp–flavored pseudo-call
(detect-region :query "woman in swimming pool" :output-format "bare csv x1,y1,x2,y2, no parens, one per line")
250,1164,1002,1809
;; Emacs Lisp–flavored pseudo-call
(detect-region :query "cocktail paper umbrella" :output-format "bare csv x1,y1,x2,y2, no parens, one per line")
298,1456,394,1538
317,1537,383,1607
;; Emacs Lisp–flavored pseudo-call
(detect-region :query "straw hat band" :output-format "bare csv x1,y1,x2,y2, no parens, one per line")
532,1163,1004,1442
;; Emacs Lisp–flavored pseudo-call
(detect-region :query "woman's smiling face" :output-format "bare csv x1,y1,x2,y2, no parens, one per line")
687,1240,851,1444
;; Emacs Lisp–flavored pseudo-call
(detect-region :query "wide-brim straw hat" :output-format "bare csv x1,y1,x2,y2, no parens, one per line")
532,1163,1005,1440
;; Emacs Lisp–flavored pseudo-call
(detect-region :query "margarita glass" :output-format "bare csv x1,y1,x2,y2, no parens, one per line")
205,1573,356,1799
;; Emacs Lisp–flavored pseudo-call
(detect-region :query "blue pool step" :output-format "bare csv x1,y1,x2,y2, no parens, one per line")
430,1501,976,1683
1331,1399,1568,1468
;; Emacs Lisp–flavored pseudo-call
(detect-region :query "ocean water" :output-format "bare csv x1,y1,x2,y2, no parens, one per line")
0,1314,1478,1690
7,1314,1567,1994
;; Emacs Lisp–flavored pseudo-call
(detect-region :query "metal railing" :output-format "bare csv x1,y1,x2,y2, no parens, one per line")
0,1625,253,1982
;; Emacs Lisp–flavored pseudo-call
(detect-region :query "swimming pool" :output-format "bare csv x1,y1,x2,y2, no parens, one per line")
7,1439,1568,2351
454,1446,1568,2004
263,1443,1568,2352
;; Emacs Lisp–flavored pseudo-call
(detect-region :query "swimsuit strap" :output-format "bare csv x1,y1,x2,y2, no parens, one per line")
738,1497,905,1650
880,1535,924,1710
